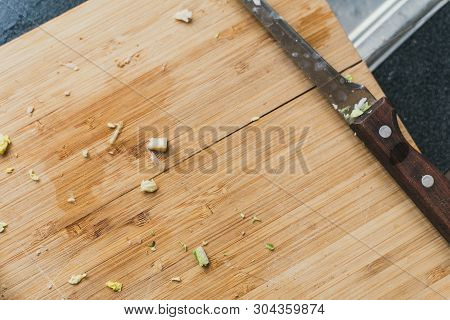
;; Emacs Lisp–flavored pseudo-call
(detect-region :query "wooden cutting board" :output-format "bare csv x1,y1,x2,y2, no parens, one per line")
0,0,448,299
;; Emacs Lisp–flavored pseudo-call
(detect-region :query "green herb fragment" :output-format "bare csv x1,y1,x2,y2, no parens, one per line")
149,241,156,251
344,74,353,82
106,281,122,292
350,108,364,118
265,243,275,251
0,221,7,233
193,246,209,267
179,241,187,252
68,273,87,285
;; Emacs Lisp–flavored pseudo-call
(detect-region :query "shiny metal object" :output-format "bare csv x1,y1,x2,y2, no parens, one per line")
241,0,377,123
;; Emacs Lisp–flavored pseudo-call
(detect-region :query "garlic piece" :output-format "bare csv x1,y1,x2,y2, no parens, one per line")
174,9,193,23
140,179,158,193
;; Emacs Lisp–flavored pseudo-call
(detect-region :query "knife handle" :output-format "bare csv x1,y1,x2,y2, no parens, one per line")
350,97,450,242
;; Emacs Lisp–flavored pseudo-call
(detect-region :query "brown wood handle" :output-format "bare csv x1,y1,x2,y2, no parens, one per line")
351,97,450,242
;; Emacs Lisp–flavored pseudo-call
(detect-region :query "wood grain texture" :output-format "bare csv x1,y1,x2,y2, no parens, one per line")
0,0,448,299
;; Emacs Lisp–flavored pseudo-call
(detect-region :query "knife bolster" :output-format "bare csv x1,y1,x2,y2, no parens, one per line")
350,97,450,242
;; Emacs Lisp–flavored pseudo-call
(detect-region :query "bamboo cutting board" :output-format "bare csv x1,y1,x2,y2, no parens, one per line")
0,0,448,299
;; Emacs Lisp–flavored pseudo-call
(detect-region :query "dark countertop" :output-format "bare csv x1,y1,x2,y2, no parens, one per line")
1,0,448,172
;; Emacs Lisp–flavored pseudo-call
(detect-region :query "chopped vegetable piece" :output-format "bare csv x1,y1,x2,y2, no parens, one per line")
250,116,260,122
170,277,182,282
350,108,364,118
0,134,11,155
115,53,136,68
27,106,35,116
47,282,53,290
265,243,275,251
68,273,87,285
67,195,76,204
147,137,168,152
215,32,220,39
64,91,71,96
193,246,209,267
202,240,209,246
5,167,14,174
149,241,156,251
174,9,193,23
107,122,117,129
344,74,353,82
179,241,187,252
106,281,122,292
28,169,40,182
81,149,89,158
0,222,7,233
140,179,158,193
108,121,123,145
62,62,79,71
239,212,245,219
252,216,261,223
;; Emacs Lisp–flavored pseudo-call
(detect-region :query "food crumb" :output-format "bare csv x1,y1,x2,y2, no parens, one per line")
179,241,188,252
68,273,87,285
67,195,76,204
344,74,353,82
252,216,262,223
202,240,209,246
265,243,275,251
64,91,71,96
26,106,35,116
5,167,14,174
0,134,11,155
170,277,182,282
0,221,7,233
62,62,79,71
193,246,209,267
250,116,260,122
107,122,117,129
106,281,122,292
108,121,123,145
81,149,89,158
28,169,40,182
47,282,53,290
147,137,168,152
149,240,157,251
140,179,158,193
174,9,193,23
241,231,246,237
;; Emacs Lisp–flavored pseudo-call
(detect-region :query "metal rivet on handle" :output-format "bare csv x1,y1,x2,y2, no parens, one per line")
379,125,392,138
421,175,434,188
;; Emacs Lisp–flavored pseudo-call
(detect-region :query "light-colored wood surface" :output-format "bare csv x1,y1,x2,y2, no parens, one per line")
0,0,448,300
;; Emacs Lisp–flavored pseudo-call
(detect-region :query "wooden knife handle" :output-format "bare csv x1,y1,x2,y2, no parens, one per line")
350,97,450,242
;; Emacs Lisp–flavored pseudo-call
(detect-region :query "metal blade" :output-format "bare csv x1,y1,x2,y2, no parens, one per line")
242,0,377,123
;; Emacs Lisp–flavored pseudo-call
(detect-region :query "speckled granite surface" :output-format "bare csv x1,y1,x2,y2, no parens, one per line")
373,3,449,172
0,0,448,171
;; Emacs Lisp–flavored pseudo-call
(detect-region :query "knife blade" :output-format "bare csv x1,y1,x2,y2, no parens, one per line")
242,0,450,241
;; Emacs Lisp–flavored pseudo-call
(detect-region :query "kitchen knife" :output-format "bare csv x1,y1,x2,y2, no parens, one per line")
241,0,450,241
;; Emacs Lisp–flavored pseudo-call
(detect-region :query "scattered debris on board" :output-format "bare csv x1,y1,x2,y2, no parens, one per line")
202,240,209,246
26,106,35,116
250,116,260,122
106,281,122,292
149,241,157,251
0,134,11,155
107,122,117,129
67,194,76,204
116,53,137,68
350,98,371,118
174,9,193,23
239,212,245,219
161,63,168,72
81,149,89,158
108,121,123,145
179,241,188,252
5,167,14,174
28,169,40,182
140,179,158,193
171,277,182,282
147,137,168,152
252,216,261,223
215,32,220,40
265,243,275,251
344,74,353,82
68,273,87,285
193,246,209,267
47,282,53,290
241,231,246,237
64,91,71,97
0,222,7,233
61,62,79,71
